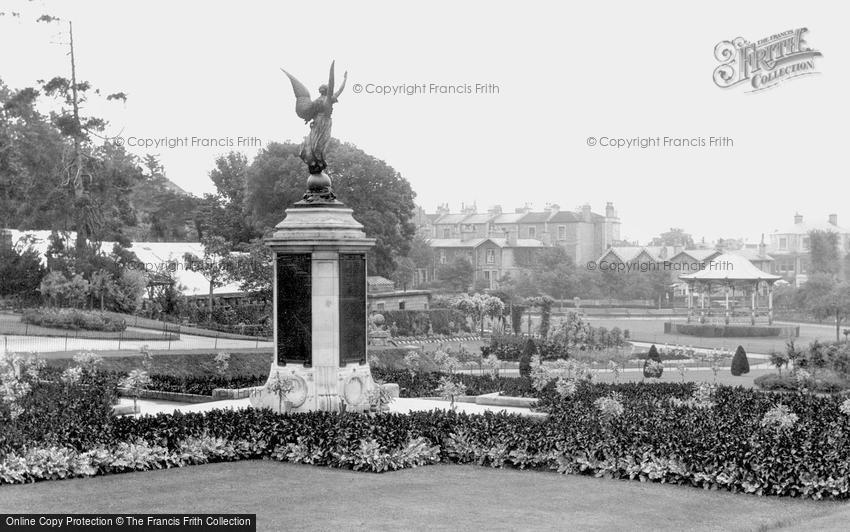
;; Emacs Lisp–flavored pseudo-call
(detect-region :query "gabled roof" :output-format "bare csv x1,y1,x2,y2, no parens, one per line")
597,246,677,263
598,246,646,262
668,249,721,262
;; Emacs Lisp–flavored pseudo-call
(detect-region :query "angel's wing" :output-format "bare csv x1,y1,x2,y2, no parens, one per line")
327,61,335,100
281,69,315,121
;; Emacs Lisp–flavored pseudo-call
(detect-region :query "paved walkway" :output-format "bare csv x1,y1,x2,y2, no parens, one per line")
3,331,272,355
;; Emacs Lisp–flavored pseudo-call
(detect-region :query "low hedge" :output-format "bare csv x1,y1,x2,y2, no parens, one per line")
5,383,850,499
371,368,538,398
668,323,785,337
143,374,266,396
754,372,850,393
380,309,471,337
22,308,128,332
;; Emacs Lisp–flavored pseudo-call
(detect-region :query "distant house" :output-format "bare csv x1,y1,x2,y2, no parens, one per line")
428,236,547,290
767,213,850,286
417,202,621,266
367,276,430,312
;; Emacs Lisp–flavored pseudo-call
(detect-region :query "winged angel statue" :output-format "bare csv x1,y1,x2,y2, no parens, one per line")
281,61,347,202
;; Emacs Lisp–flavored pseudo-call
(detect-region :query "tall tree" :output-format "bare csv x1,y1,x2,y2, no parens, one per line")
650,228,694,248
35,16,132,250
809,229,840,277
245,139,417,276
798,273,850,342
205,152,258,245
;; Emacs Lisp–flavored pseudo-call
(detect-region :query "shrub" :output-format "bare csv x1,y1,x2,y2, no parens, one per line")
0,375,118,454
380,309,471,337
642,344,663,378
731,345,750,376
21,308,127,332
519,339,535,377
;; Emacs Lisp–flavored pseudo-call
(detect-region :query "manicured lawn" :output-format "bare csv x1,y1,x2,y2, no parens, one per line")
0,461,843,531
586,317,836,354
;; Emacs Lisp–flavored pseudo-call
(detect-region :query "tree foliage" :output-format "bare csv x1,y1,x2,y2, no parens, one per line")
731,345,750,376
244,139,416,276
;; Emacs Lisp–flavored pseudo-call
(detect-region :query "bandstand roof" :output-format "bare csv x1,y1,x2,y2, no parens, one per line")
679,253,781,282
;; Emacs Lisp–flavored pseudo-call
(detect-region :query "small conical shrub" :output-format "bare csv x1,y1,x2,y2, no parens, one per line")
731,345,750,376
643,344,663,378
519,338,535,377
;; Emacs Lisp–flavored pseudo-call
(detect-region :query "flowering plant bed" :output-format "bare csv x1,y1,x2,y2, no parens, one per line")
6,350,850,499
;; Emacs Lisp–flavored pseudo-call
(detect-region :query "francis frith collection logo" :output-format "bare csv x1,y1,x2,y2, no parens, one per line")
713,28,822,92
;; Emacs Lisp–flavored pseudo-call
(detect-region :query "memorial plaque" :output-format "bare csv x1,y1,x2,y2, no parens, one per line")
339,254,366,365
276,253,312,366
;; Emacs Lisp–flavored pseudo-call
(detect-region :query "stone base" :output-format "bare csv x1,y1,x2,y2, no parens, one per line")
249,362,375,414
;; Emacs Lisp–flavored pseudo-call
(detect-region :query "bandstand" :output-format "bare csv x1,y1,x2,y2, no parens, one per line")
679,253,781,326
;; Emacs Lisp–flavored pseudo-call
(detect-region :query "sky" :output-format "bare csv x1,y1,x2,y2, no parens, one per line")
0,0,846,244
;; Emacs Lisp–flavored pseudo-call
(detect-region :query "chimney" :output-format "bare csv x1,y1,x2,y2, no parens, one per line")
605,202,617,219
0,229,11,252
515,204,531,214
436,203,450,216
544,203,560,214
829,213,838,226
758,233,766,258
581,204,592,222
488,205,502,215
794,212,803,224
461,203,477,215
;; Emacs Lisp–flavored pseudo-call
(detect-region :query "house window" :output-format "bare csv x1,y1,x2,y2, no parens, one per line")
377,302,385,311
439,250,447,264
443,228,451,238
558,225,566,240
528,227,536,238
779,237,787,250
486,249,495,264
398,301,405,310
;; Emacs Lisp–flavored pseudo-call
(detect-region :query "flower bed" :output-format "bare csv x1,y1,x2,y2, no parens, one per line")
4,385,850,499
22,309,128,332
7,351,850,499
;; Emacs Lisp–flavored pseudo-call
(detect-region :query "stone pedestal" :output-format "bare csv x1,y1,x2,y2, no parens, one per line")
249,201,376,413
